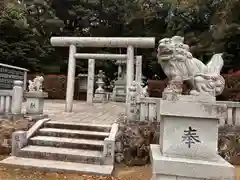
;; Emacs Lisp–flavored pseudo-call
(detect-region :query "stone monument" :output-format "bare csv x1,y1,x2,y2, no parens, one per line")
93,70,106,103
112,60,127,102
76,73,88,100
25,76,48,115
150,36,235,180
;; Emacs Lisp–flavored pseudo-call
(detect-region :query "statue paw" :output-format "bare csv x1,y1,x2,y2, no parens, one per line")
190,90,200,96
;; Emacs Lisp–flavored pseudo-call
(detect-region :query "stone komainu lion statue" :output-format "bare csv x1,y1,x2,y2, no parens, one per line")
28,76,44,92
157,36,225,97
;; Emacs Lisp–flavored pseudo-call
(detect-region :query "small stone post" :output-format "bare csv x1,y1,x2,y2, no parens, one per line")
11,81,23,114
23,71,28,91
103,123,118,165
103,138,115,165
11,131,27,156
135,56,142,83
135,56,143,95
87,59,95,104
117,63,122,79
126,46,134,114
127,81,137,121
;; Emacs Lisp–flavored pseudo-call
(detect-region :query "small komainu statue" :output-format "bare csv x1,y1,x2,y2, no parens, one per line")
157,36,225,98
140,85,149,98
28,76,44,92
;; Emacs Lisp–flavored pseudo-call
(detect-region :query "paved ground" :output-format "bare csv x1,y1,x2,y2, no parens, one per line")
42,100,125,125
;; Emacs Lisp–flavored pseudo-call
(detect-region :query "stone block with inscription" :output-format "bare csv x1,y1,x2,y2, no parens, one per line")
11,130,27,156
159,99,222,160
112,79,126,102
24,92,48,115
150,97,235,180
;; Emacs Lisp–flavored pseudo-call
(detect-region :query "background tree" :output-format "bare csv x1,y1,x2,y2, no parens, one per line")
0,1,42,71
0,0,240,78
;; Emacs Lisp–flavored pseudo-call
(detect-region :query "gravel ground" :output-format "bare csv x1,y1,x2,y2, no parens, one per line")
0,155,239,180
0,156,151,180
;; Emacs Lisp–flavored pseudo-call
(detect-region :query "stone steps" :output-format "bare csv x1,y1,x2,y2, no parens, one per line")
18,145,103,164
0,121,114,175
29,135,104,151
44,121,112,132
38,128,109,140
1,156,113,175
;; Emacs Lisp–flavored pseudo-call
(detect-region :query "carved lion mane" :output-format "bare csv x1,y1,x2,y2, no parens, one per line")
157,36,225,97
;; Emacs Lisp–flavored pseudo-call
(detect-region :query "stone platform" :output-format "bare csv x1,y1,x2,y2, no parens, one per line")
151,97,235,180
151,144,235,180
23,100,125,125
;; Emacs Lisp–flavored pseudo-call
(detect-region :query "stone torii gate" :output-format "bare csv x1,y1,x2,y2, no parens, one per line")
50,37,155,112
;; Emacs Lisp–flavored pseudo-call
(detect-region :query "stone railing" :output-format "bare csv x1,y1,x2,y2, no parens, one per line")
137,97,159,121
0,90,12,114
134,97,240,126
0,81,24,116
218,101,240,126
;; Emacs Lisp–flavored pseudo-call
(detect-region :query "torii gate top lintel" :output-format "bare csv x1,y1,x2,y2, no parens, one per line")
50,37,155,48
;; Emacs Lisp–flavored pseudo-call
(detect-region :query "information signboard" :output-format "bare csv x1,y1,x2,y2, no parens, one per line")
0,64,28,90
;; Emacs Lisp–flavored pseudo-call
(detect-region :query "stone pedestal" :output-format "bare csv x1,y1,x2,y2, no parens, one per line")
151,144,235,180
112,79,126,102
77,74,88,92
151,96,235,180
25,92,48,115
93,93,106,103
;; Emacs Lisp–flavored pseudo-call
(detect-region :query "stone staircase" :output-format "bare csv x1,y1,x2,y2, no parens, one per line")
1,120,117,175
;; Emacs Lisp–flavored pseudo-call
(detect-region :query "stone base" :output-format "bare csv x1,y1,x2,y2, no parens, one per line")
150,144,235,180
178,95,216,103
93,93,106,103
25,92,48,114
24,114,49,122
112,96,126,102
112,84,126,102
26,98,44,114
6,113,24,121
